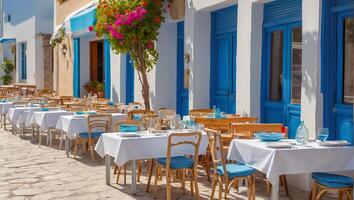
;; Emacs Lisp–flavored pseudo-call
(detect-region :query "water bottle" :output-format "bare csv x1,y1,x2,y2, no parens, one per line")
295,121,309,145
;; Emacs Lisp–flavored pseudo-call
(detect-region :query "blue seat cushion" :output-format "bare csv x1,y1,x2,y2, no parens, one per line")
216,164,256,179
78,132,104,139
157,156,194,169
312,173,353,188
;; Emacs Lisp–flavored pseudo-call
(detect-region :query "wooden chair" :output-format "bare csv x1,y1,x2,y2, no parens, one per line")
159,109,176,116
128,109,155,122
74,114,112,160
309,173,353,200
113,120,141,185
129,101,144,110
60,96,73,106
189,109,213,117
206,128,256,200
154,131,202,200
232,123,289,195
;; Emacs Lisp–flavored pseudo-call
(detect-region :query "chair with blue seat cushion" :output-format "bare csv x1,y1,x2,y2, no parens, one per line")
74,114,112,160
112,120,141,185
153,132,202,200
206,128,256,200
310,172,353,200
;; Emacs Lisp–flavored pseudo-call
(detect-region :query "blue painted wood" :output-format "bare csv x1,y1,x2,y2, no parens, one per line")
176,22,189,116
73,38,80,97
20,43,27,80
104,39,111,98
263,0,302,27
210,5,237,114
322,1,353,139
261,1,302,138
126,54,134,104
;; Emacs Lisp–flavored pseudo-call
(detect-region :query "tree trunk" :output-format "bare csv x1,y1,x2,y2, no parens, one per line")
140,70,150,110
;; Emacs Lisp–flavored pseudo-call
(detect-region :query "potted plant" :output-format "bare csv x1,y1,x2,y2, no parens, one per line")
96,82,105,98
94,0,166,110
0,59,15,85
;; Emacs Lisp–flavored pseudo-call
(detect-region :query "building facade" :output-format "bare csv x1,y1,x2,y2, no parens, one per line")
1,0,54,88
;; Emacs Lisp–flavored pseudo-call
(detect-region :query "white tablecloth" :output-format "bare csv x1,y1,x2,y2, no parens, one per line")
0,102,13,114
95,131,209,167
227,139,354,185
30,110,73,129
56,113,127,139
7,107,40,126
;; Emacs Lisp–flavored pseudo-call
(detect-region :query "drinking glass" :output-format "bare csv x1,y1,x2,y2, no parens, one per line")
175,114,181,130
317,128,329,141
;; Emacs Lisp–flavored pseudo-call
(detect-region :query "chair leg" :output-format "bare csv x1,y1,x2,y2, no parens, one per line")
281,175,290,195
338,190,344,200
247,177,252,200
146,159,155,193
166,169,172,200
124,164,127,185
316,188,328,200
190,171,194,196
137,160,142,182
181,170,186,194
205,153,211,182
154,166,160,199
73,138,79,159
116,166,121,184
252,176,256,200
218,178,223,200
88,138,94,161
210,174,217,200
193,169,199,199
38,129,43,147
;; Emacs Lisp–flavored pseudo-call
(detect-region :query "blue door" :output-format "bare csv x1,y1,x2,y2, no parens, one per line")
261,0,302,138
322,0,354,141
73,38,80,97
176,22,189,116
20,43,27,81
210,6,237,114
126,54,134,104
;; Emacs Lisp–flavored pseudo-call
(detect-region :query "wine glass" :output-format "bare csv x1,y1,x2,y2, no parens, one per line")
317,128,329,142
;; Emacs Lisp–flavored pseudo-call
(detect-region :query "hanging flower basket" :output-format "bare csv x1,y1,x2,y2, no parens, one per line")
168,0,185,21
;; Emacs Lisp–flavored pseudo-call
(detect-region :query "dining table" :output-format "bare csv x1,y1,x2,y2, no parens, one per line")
56,113,127,156
95,130,209,195
7,107,40,127
0,102,13,129
227,139,354,200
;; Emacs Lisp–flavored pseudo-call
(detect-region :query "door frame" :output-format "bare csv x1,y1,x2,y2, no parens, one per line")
176,21,188,116
73,38,80,97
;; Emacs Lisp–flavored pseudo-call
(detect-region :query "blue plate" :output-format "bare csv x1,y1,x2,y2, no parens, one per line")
255,132,283,142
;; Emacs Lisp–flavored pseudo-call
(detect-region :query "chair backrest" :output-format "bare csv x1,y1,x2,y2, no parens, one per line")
189,109,213,117
60,96,73,105
166,132,202,171
113,120,141,132
128,109,155,121
129,102,144,110
87,114,112,134
205,128,229,179
232,123,287,139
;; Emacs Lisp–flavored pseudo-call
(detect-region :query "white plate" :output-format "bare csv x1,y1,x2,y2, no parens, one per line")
265,142,293,149
318,140,351,147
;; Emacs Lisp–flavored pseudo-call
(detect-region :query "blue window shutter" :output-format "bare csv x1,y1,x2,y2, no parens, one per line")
73,38,80,97
263,0,302,27
21,43,27,80
104,39,111,98
334,0,354,7
126,54,134,104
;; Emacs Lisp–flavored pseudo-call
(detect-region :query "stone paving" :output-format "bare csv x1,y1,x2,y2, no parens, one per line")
0,129,337,200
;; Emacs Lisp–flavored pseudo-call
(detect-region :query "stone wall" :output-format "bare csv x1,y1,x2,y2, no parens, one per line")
42,35,53,89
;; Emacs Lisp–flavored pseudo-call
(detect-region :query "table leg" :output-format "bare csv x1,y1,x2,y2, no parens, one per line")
65,134,69,157
49,129,52,147
3,114,6,130
131,160,137,195
146,159,155,192
105,155,111,185
271,177,279,200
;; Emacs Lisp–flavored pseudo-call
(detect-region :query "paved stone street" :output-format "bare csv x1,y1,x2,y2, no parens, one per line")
0,129,336,200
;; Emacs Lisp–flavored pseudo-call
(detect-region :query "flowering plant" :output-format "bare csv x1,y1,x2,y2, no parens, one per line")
94,0,165,110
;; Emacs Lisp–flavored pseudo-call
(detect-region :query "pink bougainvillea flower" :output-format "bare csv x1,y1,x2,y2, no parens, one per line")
88,26,94,32
147,41,154,49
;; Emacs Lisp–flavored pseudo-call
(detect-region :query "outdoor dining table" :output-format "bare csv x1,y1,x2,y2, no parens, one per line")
7,107,40,126
227,139,354,200
0,102,13,129
30,110,73,146
56,113,127,157
95,131,209,195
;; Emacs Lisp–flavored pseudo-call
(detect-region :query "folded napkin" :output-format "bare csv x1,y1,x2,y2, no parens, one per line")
120,124,138,132
133,114,142,121
40,108,50,112
107,101,115,106
0,99,7,103
86,111,97,115
255,132,283,141
75,111,85,115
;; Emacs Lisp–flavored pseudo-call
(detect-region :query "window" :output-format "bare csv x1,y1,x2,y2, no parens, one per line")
269,31,284,101
20,43,27,80
90,40,104,82
343,17,354,104
291,27,302,104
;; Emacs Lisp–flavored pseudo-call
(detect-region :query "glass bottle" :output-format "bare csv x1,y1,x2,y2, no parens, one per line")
295,121,309,145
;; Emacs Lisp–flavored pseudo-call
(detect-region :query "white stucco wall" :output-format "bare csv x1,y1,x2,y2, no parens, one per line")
110,52,126,103
2,0,53,88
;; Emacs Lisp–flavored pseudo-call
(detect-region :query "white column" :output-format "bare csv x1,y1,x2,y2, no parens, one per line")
185,0,211,109
236,0,263,118
301,0,323,138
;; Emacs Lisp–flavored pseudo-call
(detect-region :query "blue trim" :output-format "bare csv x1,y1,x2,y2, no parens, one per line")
263,0,302,27
70,5,97,33
104,39,111,98
73,38,80,97
0,38,15,44
126,54,134,104
20,43,27,80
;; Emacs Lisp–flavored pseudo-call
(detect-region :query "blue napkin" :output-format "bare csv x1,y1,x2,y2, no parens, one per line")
255,132,283,142
86,111,97,115
75,111,85,115
133,114,142,121
0,99,7,103
120,125,138,132
40,108,49,112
